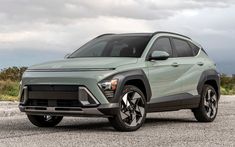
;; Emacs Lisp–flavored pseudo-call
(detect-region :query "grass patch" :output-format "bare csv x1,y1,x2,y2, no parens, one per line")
220,75,235,95
0,95,19,101
221,86,235,95
0,80,19,101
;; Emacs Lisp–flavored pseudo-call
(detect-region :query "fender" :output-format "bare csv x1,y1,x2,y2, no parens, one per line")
101,69,152,103
197,69,220,97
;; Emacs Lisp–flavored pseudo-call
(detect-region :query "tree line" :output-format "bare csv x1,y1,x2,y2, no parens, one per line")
0,67,27,81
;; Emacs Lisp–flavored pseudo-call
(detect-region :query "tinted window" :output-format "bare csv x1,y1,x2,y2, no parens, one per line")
77,41,107,57
69,35,151,58
173,38,193,57
189,42,200,55
151,37,173,56
110,44,128,57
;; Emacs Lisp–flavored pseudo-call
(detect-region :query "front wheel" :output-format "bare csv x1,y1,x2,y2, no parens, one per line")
193,84,218,122
27,115,63,127
108,85,147,131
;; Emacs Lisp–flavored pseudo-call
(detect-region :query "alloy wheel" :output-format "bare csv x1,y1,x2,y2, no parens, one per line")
120,91,145,127
204,88,217,118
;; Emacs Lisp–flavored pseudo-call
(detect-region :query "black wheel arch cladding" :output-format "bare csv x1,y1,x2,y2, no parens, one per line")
197,69,220,98
100,69,152,102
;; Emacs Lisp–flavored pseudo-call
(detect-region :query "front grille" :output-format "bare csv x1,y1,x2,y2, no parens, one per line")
26,85,82,107
29,99,48,106
28,85,78,100
28,99,82,107
29,85,78,91
24,85,99,107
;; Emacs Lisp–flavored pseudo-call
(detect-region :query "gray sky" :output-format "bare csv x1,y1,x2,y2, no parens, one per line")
0,0,235,74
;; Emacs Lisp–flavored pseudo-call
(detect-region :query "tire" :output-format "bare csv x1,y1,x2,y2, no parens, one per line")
193,84,218,122
27,115,63,127
108,85,147,131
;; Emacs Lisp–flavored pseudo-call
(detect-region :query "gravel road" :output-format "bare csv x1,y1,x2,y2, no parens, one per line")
0,96,234,147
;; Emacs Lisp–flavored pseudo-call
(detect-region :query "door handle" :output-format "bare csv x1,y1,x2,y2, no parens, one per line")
197,62,204,66
171,62,179,67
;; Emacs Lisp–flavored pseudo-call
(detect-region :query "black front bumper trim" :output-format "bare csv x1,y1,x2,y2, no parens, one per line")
19,103,119,117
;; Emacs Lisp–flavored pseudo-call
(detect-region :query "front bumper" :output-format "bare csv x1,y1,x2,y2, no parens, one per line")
19,103,119,117
19,84,119,117
21,71,114,104
19,71,120,117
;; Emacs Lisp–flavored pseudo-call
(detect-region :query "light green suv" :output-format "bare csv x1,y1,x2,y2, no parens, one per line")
19,32,220,131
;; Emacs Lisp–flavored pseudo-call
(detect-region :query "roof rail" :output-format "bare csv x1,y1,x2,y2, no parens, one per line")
152,31,191,40
95,33,115,38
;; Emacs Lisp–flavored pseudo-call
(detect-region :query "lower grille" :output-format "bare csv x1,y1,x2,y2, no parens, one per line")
28,99,82,107
28,85,78,100
23,85,99,107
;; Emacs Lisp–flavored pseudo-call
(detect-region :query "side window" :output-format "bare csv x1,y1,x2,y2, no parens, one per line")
188,42,200,55
151,37,173,57
173,38,193,57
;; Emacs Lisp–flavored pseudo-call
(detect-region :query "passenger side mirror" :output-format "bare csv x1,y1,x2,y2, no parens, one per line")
149,51,169,61
64,53,70,59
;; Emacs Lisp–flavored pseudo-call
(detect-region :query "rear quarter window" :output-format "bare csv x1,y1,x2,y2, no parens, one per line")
189,42,200,55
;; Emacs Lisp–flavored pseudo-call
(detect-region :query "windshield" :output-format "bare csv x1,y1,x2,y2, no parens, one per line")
69,35,151,58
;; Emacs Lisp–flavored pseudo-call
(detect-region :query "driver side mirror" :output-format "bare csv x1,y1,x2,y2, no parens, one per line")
149,51,169,61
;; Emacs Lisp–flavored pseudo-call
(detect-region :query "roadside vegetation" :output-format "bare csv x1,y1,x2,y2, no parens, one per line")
0,67,234,101
0,67,26,101
220,74,235,95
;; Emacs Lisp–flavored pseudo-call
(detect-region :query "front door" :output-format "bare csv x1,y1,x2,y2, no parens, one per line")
146,37,183,102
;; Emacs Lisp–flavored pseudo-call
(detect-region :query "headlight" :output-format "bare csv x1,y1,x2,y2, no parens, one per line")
98,79,118,98
98,79,118,91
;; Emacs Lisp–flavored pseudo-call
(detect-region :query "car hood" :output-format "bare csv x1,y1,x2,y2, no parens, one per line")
28,57,138,70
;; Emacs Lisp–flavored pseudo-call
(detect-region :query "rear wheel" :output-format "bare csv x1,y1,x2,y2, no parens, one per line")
193,84,218,122
108,85,146,131
27,115,63,127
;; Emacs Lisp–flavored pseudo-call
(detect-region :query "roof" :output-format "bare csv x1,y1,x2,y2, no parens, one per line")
96,31,191,40
152,31,191,39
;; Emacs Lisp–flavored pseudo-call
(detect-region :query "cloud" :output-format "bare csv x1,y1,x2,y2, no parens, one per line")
0,0,235,74
0,0,234,24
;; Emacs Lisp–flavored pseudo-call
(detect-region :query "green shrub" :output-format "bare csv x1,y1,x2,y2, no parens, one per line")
0,80,19,101
0,95,19,101
0,66,27,81
220,75,235,95
0,80,19,96
221,87,235,95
